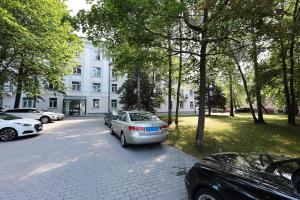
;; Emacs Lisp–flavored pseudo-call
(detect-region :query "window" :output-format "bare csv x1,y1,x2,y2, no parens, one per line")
93,99,100,108
3,83,13,92
112,71,117,78
111,99,117,109
93,83,101,92
93,67,101,77
95,51,100,60
73,66,81,75
190,101,194,109
0,112,21,120
120,114,127,122
112,84,117,93
49,98,57,108
180,101,184,108
129,113,158,121
23,98,34,108
274,161,300,180
72,81,81,91
190,90,194,96
29,109,39,113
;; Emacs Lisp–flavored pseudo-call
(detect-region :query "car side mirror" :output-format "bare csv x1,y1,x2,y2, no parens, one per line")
292,168,300,194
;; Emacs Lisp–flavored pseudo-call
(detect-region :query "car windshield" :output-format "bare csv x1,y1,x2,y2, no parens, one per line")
129,113,158,121
0,113,22,120
273,160,300,180
112,111,118,116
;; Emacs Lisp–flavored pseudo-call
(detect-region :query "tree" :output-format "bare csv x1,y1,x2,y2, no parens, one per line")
117,71,162,112
205,83,227,116
175,19,184,127
0,0,82,107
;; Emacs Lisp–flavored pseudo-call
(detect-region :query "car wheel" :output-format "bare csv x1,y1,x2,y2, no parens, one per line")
40,116,50,124
0,128,17,141
120,132,128,148
195,189,221,200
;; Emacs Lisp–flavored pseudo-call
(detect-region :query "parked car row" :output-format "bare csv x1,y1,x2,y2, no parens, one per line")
5,108,64,123
104,110,168,147
0,108,64,141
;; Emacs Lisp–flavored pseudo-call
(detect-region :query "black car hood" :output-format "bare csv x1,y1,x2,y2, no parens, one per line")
197,153,299,197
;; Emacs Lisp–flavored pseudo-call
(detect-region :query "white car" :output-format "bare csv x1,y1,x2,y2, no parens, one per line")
0,112,43,141
5,108,57,124
42,110,65,120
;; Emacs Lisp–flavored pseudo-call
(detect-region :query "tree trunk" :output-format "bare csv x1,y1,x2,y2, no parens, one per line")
281,43,293,124
175,22,183,127
33,96,37,108
229,73,234,117
289,39,296,125
233,54,258,123
251,31,264,123
261,104,268,114
167,31,173,125
288,0,299,125
207,85,211,116
14,75,23,108
233,88,238,110
136,74,141,111
195,8,208,147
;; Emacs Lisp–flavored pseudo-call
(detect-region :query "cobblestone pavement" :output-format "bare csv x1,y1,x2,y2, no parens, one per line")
0,118,198,200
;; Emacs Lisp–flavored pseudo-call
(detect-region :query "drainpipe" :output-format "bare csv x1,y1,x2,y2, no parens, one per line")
108,61,111,113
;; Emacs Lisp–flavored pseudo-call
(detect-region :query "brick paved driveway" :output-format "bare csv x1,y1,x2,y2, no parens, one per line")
0,118,198,200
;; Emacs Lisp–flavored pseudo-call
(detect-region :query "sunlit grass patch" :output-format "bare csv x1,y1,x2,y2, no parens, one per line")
161,114,300,158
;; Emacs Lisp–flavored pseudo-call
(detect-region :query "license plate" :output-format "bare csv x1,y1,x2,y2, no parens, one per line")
145,127,160,132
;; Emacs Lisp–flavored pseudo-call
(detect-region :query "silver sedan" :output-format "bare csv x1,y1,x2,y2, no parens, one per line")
110,111,168,147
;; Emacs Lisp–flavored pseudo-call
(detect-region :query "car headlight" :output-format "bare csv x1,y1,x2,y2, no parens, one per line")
15,123,32,127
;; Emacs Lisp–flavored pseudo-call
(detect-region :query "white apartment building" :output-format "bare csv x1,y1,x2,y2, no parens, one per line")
0,38,196,116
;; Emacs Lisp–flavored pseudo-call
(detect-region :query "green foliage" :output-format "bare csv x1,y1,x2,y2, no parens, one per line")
0,0,82,98
206,83,227,110
117,72,162,112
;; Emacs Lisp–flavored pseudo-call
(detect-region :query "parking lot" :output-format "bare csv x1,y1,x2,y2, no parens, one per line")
0,117,197,200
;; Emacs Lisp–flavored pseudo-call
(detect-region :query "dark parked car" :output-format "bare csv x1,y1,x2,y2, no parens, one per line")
104,111,118,128
235,108,251,113
185,153,300,200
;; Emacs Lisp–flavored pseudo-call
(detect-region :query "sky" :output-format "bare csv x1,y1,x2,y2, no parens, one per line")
65,0,91,36
65,0,91,16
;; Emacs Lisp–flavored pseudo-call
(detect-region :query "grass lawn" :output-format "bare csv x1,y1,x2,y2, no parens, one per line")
161,114,300,159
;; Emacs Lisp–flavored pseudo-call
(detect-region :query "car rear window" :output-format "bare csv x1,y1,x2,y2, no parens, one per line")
129,113,158,121
0,113,22,120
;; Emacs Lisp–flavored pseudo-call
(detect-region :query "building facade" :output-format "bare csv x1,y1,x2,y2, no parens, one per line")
0,38,196,116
